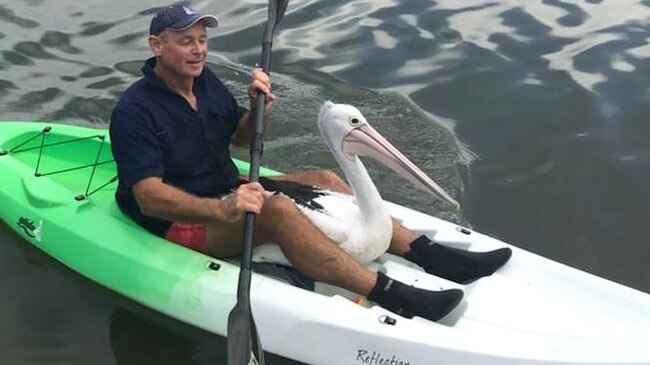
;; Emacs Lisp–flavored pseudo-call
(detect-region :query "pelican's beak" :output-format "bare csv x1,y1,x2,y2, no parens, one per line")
342,124,460,210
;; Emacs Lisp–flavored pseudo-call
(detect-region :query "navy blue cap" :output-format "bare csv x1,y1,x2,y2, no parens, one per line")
149,4,219,36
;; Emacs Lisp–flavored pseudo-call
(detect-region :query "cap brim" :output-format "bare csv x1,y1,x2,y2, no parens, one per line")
169,14,219,31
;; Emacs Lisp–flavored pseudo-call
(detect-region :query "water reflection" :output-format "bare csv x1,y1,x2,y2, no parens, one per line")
109,308,198,365
41,31,82,54
0,222,114,365
0,4,40,28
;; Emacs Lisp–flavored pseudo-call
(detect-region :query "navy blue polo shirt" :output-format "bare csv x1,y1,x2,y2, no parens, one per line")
110,57,247,236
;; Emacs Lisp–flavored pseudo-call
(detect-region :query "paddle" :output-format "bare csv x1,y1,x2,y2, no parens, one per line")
227,1,289,364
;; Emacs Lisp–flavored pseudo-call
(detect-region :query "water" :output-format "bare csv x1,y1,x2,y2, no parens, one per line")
1,0,650,363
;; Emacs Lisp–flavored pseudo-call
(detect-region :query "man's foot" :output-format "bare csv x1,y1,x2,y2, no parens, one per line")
367,271,463,322
404,235,512,284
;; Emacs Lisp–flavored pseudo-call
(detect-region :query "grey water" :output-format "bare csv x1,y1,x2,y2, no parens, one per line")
1,0,650,363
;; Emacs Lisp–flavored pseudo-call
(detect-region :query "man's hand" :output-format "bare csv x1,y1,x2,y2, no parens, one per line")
232,69,276,146
247,68,276,107
219,182,266,223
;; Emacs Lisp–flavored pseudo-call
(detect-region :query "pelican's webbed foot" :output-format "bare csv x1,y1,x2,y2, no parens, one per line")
405,235,512,284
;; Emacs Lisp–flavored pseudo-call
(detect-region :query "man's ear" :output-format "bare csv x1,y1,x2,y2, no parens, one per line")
148,35,163,57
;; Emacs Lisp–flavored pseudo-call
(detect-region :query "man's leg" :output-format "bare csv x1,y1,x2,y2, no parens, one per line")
206,193,375,294
206,193,463,322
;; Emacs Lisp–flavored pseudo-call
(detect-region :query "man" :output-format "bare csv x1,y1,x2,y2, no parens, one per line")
110,4,511,322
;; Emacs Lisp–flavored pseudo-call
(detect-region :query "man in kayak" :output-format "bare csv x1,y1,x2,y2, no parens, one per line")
110,5,511,322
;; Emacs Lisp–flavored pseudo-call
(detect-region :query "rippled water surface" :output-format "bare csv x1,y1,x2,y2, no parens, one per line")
2,0,650,364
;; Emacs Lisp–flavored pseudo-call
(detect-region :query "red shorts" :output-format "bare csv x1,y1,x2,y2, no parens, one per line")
165,222,208,254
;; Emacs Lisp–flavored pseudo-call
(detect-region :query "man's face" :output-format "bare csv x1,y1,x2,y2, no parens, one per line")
152,22,208,79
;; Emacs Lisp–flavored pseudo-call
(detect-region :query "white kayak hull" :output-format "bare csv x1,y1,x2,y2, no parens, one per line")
202,201,650,364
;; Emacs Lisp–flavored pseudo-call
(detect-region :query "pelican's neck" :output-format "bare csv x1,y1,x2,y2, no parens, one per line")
335,152,390,224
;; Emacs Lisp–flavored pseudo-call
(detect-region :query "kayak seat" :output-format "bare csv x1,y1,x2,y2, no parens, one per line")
252,262,315,291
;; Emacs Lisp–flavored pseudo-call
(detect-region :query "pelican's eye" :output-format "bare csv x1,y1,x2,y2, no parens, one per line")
348,116,362,127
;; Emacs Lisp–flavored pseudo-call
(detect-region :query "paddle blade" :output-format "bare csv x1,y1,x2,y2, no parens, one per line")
251,315,265,365
228,266,265,365
227,301,256,365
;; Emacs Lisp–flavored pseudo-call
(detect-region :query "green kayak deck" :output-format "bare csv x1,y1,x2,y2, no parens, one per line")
0,121,280,336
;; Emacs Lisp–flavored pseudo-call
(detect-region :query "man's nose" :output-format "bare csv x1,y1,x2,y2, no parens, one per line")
191,41,204,53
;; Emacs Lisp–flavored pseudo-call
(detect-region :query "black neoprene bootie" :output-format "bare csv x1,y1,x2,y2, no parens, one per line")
404,235,512,284
367,271,464,322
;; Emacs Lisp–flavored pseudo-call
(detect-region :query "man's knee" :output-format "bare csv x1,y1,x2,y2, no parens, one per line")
255,194,302,239
316,169,342,184
305,169,347,190
316,169,351,193
261,194,298,218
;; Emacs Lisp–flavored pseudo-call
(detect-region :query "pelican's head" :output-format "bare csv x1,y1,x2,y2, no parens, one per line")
318,101,460,210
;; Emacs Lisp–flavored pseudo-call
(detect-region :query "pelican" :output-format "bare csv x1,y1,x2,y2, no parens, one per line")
252,101,459,265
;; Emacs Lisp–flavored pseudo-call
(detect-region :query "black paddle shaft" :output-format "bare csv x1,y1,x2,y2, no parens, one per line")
227,1,289,365
239,0,286,303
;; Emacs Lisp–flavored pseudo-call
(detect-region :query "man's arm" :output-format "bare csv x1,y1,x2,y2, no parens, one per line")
133,177,265,224
230,68,276,147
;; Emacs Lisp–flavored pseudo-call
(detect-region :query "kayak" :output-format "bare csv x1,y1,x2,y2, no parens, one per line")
1,121,649,365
